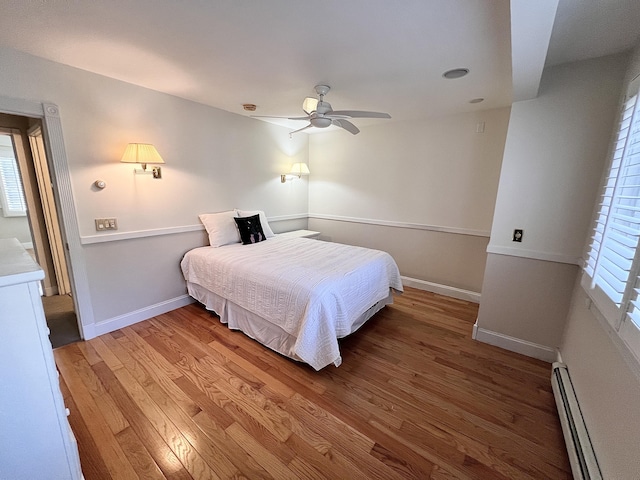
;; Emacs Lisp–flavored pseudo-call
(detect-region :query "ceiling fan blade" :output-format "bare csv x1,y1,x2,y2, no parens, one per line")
290,124,313,135
251,115,310,121
332,119,360,135
329,110,391,119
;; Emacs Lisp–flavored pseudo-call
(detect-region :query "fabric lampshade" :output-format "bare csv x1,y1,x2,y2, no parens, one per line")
290,163,310,177
120,143,165,166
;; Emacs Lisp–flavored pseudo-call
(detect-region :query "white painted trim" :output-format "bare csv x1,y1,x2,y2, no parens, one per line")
21,241,34,250
309,213,490,238
472,320,557,362
401,276,481,303
486,244,582,266
81,224,204,245
41,102,95,339
87,294,195,339
78,212,486,245
79,213,309,245
268,213,308,222
87,278,477,339
81,322,96,340
0,95,45,117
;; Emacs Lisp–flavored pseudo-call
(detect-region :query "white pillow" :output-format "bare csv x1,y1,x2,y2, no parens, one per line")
235,209,275,237
199,210,241,247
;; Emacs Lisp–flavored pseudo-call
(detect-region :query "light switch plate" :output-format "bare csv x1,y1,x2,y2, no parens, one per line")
95,218,118,231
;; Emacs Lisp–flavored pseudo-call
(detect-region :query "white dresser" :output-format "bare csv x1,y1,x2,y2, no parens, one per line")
0,238,82,479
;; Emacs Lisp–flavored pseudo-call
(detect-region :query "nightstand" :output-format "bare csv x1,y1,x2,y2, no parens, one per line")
277,229,321,239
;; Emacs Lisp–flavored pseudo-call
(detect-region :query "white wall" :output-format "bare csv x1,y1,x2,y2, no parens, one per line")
0,216,31,244
308,108,510,294
0,49,309,235
561,285,640,478
558,43,640,479
475,254,576,358
0,47,309,334
488,54,627,263
476,53,627,359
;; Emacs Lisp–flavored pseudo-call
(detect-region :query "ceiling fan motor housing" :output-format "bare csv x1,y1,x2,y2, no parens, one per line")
315,101,332,114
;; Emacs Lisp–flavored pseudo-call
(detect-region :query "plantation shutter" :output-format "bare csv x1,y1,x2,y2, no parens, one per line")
0,134,27,217
584,78,640,328
620,83,640,361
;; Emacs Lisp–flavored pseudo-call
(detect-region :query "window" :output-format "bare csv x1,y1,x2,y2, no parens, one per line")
583,75,640,361
0,133,27,217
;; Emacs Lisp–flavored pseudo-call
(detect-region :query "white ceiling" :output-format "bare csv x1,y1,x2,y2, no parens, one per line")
546,0,640,67
0,0,638,133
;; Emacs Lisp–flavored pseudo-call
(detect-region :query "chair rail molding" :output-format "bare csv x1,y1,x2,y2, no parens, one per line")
309,213,491,237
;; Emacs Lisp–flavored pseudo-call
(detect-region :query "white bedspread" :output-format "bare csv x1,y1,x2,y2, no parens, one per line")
180,236,403,370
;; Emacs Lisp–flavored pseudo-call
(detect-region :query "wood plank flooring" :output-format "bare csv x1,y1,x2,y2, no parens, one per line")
54,287,572,479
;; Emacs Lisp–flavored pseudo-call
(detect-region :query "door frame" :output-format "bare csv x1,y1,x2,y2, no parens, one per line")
0,95,94,339
28,124,72,296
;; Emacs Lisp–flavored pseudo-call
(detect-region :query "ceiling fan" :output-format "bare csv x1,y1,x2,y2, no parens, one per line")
253,85,391,135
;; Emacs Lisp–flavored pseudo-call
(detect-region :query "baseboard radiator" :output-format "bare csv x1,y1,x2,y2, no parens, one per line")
551,362,602,480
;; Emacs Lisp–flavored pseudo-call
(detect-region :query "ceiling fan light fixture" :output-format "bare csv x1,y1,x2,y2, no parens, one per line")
310,117,332,128
302,97,318,114
443,68,470,79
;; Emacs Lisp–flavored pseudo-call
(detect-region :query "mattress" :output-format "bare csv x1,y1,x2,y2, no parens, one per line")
181,236,403,370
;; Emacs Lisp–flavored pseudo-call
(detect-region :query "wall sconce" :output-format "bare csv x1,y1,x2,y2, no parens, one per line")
281,162,310,183
120,143,165,179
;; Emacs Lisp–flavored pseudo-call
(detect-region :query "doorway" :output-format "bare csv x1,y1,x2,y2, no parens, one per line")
0,114,81,347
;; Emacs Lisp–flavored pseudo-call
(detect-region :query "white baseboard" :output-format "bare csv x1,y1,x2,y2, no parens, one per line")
84,280,476,340
472,320,557,362
79,322,96,340
86,294,195,339
401,276,481,303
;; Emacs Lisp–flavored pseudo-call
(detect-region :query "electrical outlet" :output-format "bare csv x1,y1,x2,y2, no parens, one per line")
95,218,118,231
513,229,523,242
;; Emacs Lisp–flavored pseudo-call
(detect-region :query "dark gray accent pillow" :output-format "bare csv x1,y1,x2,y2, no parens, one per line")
234,214,266,245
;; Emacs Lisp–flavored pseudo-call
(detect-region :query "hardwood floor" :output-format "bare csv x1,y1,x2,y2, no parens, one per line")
54,287,571,479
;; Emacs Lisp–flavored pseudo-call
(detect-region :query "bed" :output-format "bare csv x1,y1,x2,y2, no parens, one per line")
181,213,403,370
